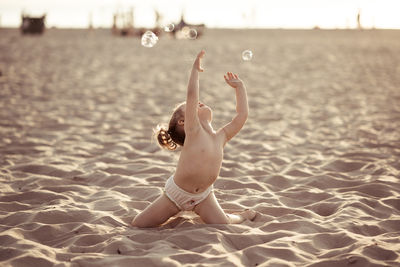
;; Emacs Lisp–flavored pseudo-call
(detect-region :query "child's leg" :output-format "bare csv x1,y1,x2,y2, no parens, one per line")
194,192,256,224
131,193,180,228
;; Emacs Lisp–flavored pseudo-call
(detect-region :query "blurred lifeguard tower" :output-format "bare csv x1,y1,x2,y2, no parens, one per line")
21,13,46,34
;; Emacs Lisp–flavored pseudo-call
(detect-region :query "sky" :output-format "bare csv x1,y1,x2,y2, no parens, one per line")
1,0,400,29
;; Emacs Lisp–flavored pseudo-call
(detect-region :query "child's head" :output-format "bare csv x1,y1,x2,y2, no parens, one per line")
155,101,213,150
156,102,186,150
197,101,213,122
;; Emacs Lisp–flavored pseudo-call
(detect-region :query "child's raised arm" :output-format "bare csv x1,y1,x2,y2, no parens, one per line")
184,50,205,135
220,72,249,143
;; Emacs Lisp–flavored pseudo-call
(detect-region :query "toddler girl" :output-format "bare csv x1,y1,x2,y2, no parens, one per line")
132,50,256,227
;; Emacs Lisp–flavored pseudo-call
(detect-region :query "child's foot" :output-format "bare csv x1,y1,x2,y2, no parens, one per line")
240,209,257,221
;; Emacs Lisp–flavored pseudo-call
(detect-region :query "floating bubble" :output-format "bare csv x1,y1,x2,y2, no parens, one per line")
187,28,197,40
164,23,174,32
141,31,158,48
242,50,253,61
181,27,190,37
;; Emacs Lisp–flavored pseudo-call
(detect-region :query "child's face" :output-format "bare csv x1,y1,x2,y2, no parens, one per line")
198,101,212,122
178,102,212,124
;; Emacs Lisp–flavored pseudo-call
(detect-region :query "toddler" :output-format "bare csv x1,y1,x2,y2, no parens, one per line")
132,50,256,227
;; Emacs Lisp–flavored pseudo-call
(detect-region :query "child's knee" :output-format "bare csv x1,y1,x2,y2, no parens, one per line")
131,217,140,227
131,215,148,228
201,214,230,224
131,213,160,228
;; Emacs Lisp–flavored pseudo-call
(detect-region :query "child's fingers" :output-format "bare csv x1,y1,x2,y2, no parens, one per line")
197,50,205,58
225,72,240,82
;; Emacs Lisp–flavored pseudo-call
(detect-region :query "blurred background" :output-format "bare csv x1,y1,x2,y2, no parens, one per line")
1,0,400,30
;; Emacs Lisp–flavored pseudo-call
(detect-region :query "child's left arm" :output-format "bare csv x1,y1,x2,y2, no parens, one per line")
220,72,249,143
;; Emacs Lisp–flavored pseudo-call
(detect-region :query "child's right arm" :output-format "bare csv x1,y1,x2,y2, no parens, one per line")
184,50,205,135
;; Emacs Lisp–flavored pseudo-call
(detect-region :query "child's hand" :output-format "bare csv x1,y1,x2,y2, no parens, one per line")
224,72,244,88
193,50,205,72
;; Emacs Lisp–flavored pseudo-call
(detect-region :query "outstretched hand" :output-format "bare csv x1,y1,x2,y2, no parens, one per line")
194,50,205,72
224,72,244,89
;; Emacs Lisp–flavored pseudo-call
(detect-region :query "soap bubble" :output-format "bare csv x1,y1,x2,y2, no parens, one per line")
164,23,174,32
181,27,197,40
242,50,253,61
141,31,158,48
187,28,197,39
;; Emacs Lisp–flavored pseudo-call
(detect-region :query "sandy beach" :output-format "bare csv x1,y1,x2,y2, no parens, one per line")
0,28,400,266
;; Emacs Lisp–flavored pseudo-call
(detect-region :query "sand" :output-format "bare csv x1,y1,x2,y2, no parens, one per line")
0,28,400,266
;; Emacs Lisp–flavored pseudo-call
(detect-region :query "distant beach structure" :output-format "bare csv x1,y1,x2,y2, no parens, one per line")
112,8,137,36
112,8,204,39
357,9,362,30
21,13,46,34
171,15,205,39
111,8,163,37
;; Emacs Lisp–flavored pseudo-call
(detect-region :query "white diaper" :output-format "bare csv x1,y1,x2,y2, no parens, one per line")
164,175,212,211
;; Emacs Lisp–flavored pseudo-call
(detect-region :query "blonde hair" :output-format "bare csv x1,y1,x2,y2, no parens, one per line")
155,103,185,151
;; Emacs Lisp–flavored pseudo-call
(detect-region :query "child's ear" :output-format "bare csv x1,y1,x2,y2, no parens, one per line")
178,119,184,126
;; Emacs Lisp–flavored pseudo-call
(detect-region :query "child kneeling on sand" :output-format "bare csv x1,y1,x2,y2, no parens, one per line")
132,50,256,228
